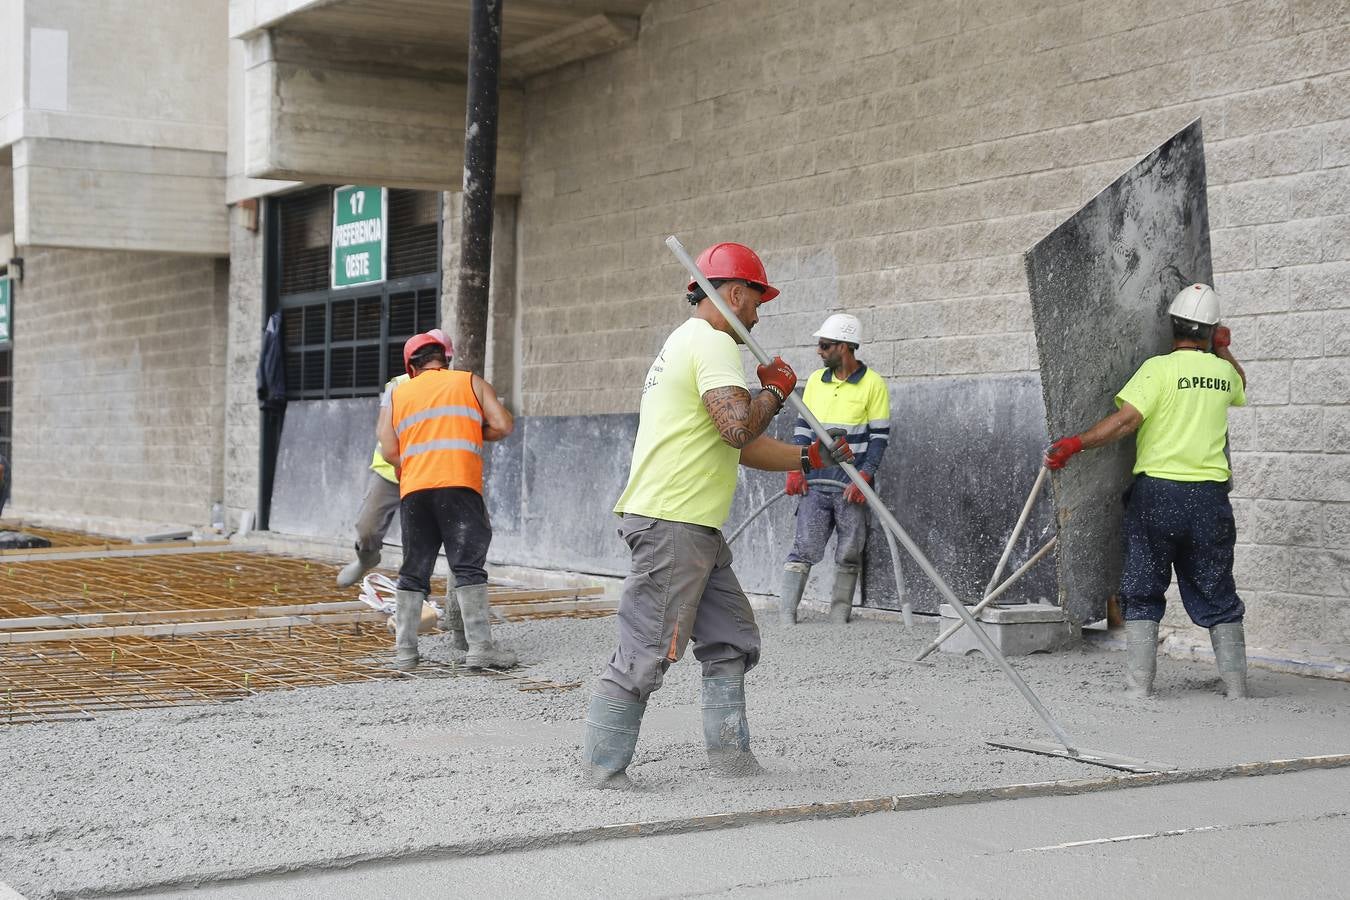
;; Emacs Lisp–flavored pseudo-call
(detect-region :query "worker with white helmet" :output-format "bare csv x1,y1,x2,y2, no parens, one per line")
779,312,892,625
1044,284,1250,699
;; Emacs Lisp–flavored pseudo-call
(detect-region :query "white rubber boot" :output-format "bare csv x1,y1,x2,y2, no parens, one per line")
1209,622,1249,699
392,589,423,671
581,693,646,790
779,564,809,625
702,675,764,777
441,585,468,662
337,547,381,588
828,565,859,624
459,583,518,670
1124,620,1158,698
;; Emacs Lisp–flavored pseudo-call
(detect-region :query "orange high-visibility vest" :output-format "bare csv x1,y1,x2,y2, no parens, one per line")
389,369,484,497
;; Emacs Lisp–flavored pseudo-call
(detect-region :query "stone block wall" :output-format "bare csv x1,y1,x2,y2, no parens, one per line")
517,0,1349,655
10,246,228,527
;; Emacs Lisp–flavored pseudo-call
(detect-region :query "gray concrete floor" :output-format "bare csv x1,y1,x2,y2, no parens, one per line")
4,612,1349,898
132,766,1350,899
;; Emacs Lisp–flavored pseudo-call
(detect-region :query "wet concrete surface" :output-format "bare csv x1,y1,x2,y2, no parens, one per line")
2,613,1348,898
129,767,1350,899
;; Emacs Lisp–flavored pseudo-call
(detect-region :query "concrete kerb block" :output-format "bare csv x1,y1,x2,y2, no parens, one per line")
937,602,1075,656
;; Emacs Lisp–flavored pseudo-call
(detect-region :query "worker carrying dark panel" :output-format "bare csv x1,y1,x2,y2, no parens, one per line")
778,313,891,626
581,242,854,790
377,331,517,672
1044,283,1250,699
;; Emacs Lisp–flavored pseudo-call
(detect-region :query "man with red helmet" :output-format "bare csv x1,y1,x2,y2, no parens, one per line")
337,329,453,583
581,242,854,789
377,331,515,671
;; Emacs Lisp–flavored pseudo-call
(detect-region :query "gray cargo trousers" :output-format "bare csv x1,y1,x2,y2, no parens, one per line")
596,514,762,703
354,472,401,554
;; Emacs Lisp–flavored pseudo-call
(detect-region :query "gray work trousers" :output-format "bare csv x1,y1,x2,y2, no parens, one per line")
597,515,762,703
786,488,868,569
354,472,401,554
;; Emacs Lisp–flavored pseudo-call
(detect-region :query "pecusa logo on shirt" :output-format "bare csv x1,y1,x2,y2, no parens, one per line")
1177,375,1231,392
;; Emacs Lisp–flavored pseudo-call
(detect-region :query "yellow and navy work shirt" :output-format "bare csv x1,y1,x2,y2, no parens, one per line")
1115,349,1246,483
614,317,748,528
370,373,411,484
794,363,891,490
389,369,485,498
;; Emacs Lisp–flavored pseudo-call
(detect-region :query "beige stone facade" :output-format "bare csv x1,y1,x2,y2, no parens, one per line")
9,247,228,528
512,0,1349,652
1,0,1345,658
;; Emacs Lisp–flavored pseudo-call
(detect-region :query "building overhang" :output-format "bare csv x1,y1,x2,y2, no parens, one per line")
229,0,645,197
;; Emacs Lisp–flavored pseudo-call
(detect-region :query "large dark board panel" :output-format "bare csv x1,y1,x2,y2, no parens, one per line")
1026,119,1212,624
270,397,393,543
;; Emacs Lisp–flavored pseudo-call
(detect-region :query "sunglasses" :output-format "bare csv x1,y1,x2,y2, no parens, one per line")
817,340,840,350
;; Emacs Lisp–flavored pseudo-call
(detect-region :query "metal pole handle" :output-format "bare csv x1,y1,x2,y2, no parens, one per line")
665,235,1078,752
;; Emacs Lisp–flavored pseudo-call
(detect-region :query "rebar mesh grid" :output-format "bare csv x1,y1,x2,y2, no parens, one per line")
0,522,131,550
1,551,600,724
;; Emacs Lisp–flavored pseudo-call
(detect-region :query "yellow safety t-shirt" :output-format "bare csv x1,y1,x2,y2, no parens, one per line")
795,364,891,488
370,373,411,483
614,317,748,528
1115,349,1246,483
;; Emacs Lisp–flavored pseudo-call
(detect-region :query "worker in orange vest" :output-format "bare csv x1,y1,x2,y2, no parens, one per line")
377,331,516,671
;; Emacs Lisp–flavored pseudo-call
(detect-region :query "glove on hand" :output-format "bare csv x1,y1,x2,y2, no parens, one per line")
805,428,854,470
756,356,797,404
1044,436,1083,470
785,470,808,496
1212,325,1232,351
842,471,872,504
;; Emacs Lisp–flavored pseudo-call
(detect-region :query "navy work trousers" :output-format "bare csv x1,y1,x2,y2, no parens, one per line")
396,486,491,593
785,488,868,569
1119,475,1244,628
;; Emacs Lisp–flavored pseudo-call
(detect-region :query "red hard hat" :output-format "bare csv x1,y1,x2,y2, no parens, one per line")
686,242,779,302
403,332,447,376
426,328,454,358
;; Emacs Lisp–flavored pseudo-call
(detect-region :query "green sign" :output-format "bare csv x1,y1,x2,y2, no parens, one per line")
331,185,387,289
0,278,10,344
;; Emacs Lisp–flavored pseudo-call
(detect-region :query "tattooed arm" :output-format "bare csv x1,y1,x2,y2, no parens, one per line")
702,386,781,450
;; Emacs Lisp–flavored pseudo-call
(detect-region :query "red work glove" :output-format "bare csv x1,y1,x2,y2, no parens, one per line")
842,471,872,504
1044,436,1083,470
785,470,808,495
756,356,797,404
805,429,854,470
1212,325,1231,351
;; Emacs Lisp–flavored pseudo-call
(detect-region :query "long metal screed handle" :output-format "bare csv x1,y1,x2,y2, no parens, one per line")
664,235,1078,753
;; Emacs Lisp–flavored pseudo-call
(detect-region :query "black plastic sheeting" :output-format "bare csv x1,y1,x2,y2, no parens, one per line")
1025,119,1213,625
271,380,1057,613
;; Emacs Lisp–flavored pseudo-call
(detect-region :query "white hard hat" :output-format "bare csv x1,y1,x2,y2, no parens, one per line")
1168,283,1219,325
814,313,863,346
